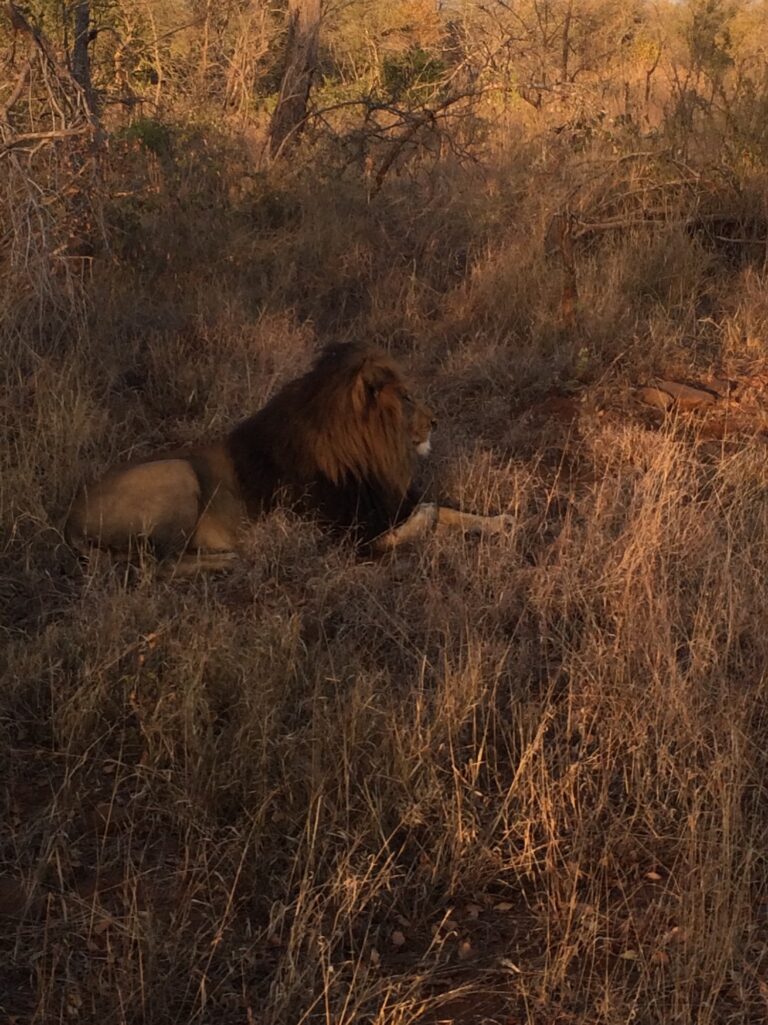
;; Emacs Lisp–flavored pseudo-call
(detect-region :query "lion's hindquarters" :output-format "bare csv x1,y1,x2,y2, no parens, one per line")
190,485,246,553
66,458,205,555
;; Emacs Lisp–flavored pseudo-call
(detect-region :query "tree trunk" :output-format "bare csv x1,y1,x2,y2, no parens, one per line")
269,0,321,158
561,0,573,82
72,0,96,115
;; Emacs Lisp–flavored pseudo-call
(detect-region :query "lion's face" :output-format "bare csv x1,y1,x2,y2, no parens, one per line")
401,389,436,457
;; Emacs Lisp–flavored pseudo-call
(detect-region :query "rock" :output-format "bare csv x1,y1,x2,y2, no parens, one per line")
637,386,674,410
653,380,717,409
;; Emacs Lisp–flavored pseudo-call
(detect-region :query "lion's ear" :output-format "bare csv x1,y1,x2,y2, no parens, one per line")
350,356,396,415
359,358,392,397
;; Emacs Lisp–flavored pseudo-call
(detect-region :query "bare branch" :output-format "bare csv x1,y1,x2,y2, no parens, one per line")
0,58,32,123
0,126,92,155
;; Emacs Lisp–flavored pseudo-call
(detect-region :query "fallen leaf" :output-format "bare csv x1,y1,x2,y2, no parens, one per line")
494,901,514,912
619,949,639,960
457,939,473,960
391,930,406,947
645,871,662,881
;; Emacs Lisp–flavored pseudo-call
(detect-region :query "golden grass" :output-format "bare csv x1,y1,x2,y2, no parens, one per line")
1,130,767,1025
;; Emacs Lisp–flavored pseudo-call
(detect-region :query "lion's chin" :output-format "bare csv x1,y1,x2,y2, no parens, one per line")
415,438,432,458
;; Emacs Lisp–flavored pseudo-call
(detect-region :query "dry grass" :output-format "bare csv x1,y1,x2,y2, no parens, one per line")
1,118,768,1025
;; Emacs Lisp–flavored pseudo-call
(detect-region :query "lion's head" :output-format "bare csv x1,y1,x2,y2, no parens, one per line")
299,342,435,480
229,342,436,540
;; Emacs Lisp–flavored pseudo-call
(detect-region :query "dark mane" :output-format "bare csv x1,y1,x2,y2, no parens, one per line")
226,342,420,542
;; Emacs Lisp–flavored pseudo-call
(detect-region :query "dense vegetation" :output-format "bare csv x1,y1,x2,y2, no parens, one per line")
2,1,768,1022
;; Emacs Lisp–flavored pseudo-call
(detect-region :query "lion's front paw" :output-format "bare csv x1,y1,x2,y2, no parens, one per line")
468,514,516,537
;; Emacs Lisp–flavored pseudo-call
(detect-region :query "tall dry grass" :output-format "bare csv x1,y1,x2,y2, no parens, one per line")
2,90,768,1025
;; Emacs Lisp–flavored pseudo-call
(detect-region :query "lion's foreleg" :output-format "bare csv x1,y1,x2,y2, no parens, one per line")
374,503,439,551
374,503,514,551
434,506,514,535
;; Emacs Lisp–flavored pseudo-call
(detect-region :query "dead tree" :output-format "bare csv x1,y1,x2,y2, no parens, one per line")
268,0,321,157
2,3,102,266
72,0,96,116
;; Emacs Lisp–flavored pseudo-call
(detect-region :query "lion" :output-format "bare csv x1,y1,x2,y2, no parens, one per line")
66,342,512,574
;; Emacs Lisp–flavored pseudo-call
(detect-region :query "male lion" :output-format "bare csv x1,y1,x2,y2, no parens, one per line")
66,342,512,573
